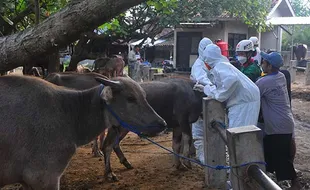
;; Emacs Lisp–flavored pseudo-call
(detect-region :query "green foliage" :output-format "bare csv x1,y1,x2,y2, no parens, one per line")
0,0,270,42
282,0,310,50
0,0,69,34
97,0,270,44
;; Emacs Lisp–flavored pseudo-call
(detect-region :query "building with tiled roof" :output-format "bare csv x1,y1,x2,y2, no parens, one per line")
173,0,296,69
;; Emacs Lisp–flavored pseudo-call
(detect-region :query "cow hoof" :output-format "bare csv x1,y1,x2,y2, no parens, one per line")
92,150,103,157
106,173,119,182
175,163,189,171
122,160,133,169
182,160,192,169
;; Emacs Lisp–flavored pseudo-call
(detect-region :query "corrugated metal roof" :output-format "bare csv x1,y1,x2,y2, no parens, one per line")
266,17,310,25
154,38,174,47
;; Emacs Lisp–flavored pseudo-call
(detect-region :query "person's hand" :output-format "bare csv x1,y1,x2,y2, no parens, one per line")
193,84,205,92
199,80,213,86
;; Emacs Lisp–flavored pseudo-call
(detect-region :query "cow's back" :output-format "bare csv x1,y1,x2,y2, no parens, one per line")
45,72,105,89
159,77,205,123
140,81,177,126
141,78,204,126
0,75,76,143
0,76,78,185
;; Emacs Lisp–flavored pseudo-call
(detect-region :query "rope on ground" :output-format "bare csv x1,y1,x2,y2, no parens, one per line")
141,135,266,170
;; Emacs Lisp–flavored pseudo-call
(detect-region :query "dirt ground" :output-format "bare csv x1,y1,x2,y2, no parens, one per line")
3,71,310,190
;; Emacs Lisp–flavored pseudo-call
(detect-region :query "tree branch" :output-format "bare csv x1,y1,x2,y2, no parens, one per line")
0,0,146,72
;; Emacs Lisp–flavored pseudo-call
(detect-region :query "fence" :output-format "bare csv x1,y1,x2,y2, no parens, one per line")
203,98,281,190
280,51,310,85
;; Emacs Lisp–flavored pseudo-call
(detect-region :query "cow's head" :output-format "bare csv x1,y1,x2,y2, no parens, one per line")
95,77,167,135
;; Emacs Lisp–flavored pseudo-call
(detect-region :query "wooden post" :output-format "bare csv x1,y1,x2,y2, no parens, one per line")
305,61,310,85
226,125,265,190
149,68,158,81
290,60,297,83
203,98,226,189
141,66,150,81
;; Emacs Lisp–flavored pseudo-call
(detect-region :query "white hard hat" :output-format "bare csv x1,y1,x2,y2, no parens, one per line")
249,36,259,46
236,40,254,52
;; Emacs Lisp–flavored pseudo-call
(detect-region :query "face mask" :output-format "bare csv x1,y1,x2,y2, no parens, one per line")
237,56,247,65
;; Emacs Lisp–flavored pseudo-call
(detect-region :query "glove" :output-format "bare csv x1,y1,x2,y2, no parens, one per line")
193,84,205,92
199,80,213,86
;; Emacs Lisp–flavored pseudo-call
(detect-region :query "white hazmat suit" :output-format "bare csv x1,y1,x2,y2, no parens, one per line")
197,44,260,129
190,38,213,85
190,38,213,164
253,47,262,66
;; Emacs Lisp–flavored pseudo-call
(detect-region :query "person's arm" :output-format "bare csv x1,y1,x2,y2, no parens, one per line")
255,78,267,97
128,51,136,62
255,78,267,123
204,68,238,102
190,63,212,85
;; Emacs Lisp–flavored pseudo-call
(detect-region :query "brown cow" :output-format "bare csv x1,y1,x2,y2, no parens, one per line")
46,73,204,181
94,56,125,78
0,74,166,189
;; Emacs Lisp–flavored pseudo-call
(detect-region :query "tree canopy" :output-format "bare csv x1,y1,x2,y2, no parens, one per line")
0,0,271,72
1,0,270,40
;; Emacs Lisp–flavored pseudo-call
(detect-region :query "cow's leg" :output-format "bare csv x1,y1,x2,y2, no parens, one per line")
41,66,46,78
181,125,192,169
177,116,192,169
189,124,196,158
113,127,132,169
92,137,102,157
101,126,119,182
172,126,187,170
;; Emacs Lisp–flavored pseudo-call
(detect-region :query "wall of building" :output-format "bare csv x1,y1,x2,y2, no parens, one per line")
260,26,282,52
224,21,249,42
173,24,225,67
263,0,294,51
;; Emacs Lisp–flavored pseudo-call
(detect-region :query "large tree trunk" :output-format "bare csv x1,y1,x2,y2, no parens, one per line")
67,33,93,71
0,0,145,73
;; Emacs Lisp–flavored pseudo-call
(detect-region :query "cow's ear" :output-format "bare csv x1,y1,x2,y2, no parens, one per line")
100,86,113,103
95,77,122,91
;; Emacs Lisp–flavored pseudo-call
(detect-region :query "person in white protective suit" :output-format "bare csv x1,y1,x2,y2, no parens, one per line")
249,36,262,66
193,44,261,129
190,37,213,164
190,37,213,85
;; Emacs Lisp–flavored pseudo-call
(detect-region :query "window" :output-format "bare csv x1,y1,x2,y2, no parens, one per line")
228,33,247,57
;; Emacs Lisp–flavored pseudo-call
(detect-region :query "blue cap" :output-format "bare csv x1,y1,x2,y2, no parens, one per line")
260,52,283,68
